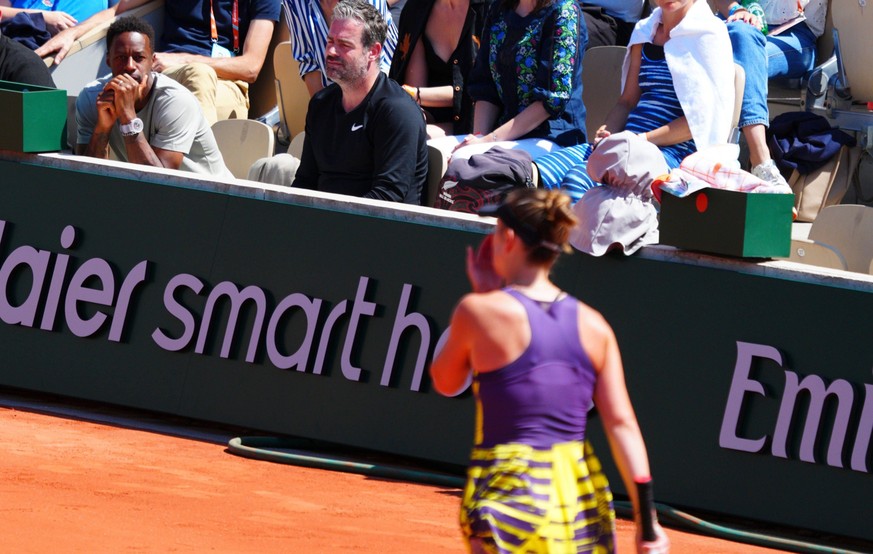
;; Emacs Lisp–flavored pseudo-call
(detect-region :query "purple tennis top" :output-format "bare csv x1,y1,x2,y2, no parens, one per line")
474,288,597,449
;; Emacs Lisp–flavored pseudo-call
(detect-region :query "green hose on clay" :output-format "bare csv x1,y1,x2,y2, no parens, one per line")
228,436,864,554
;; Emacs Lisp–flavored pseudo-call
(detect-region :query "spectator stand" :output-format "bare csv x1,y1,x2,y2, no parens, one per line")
273,39,308,147
211,119,276,179
781,204,873,274
47,1,164,98
47,0,292,158
765,0,873,209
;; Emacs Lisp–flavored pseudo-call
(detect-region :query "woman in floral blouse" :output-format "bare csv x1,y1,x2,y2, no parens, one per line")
454,0,588,150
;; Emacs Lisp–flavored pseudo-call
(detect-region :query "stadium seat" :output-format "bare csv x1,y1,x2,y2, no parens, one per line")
581,47,742,140
782,238,848,271
48,0,165,96
767,0,835,113
425,143,446,208
274,41,310,143
287,131,306,159
730,63,745,142
830,0,873,103
247,6,290,121
581,46,626,141
803,205,873,273
211,119,276,179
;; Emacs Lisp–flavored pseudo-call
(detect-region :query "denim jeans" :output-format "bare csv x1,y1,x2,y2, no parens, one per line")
727,21,818,128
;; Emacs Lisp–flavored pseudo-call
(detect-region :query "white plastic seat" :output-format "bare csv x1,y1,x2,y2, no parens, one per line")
287,131,306,159
211,119,276,179
784,238,847,271
805,205,873,273
828,0,871,103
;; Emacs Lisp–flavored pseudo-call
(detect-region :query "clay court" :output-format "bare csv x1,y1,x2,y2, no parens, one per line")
0,392,789,553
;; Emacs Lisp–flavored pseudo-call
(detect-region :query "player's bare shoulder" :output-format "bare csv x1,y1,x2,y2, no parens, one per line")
575,299,616,368
456,289,526,329
576,299,613,335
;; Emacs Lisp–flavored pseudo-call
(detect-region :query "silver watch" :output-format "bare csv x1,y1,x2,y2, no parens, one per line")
120,118,144,137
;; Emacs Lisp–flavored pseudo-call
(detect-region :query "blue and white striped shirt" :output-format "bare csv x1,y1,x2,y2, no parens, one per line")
624,43,695,167
283,0,398,88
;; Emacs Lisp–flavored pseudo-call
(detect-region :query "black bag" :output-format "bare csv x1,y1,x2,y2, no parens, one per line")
433,146,534,213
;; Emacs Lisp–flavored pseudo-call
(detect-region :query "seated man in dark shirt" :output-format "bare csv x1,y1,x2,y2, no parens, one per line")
291,0,427,204
0,28,55,87
1,0,119,64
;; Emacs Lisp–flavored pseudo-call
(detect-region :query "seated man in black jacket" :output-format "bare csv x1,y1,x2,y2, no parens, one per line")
291,0,426,204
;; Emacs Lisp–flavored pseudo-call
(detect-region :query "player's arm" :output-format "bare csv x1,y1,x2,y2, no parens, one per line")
586,309,669,552
589,317,650,508
430,297,476,396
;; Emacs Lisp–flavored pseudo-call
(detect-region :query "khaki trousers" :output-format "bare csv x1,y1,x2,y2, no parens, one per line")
162,62,249,125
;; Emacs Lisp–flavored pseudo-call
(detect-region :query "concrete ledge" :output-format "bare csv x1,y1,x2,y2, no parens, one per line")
1,149,495,234
4,148,871,291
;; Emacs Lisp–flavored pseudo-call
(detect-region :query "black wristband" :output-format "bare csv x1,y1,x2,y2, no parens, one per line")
635,477,657,542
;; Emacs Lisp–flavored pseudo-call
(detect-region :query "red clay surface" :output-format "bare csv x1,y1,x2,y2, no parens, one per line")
0,402,788,553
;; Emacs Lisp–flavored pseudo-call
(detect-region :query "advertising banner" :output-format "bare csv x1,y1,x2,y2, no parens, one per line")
1,155,871,543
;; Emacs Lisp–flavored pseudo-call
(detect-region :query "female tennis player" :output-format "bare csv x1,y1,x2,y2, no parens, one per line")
430,188,669,553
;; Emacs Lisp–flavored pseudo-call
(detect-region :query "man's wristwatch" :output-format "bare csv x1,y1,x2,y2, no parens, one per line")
120,118,144,137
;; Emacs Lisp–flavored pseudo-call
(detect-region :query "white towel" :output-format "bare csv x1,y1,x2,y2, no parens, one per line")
622,0,735,153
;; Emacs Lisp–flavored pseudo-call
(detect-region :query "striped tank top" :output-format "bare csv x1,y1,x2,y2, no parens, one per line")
624,42,696,168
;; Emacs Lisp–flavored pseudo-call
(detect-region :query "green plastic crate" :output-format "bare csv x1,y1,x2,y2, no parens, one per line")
659,188,794,258
0,80,66,153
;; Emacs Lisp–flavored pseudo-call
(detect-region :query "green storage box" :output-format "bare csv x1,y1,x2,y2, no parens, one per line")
0,80,67,153
659,188,794,258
